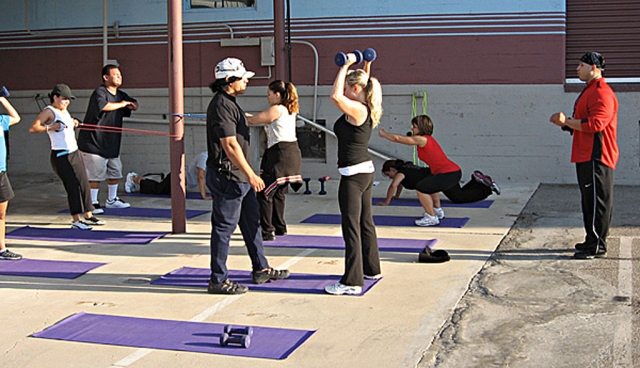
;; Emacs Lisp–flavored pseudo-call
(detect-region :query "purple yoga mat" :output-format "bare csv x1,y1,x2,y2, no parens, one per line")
0,259,106,279
6,226,169,244
58,207,209,219
301,214,469,228
372,197,493,208
152,267,381,296
32,312,315,360
122,192,209,200
263,234,437,253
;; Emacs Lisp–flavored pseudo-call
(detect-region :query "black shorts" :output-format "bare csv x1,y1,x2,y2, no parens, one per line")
0,171,15,202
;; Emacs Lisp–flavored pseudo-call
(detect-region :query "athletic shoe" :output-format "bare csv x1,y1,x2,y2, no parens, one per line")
207,279,248,295
252,268,290,284
364,274,382,280
415,213,440,227
433,207,445,220
574,248,607,259
84,216,106,226
125,172,139,193
106,197,130,209
490,179,501,195
72,221,93,230
324,282,362,295
0,249,23,260
472,170,493,188
262,231,276,241
92,202,104,214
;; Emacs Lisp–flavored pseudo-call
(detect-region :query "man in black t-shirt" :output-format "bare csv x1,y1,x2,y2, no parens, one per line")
78,64,138,213
205,58,289,295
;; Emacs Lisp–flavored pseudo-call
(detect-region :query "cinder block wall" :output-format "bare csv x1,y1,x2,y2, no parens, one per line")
6,85,640,185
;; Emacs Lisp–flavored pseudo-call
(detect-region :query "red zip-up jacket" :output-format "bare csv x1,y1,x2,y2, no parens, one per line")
572,77,619,169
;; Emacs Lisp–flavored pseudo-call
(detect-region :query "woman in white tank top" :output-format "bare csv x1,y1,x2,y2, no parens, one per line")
247,80,303,241
29,84,104,230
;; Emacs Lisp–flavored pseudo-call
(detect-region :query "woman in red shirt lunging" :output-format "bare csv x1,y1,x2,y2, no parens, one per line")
379,114,499,227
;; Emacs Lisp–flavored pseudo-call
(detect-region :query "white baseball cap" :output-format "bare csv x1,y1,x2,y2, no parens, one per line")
214,57,255,80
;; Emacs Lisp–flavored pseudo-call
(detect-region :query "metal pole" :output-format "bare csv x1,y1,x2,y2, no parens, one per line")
168,0,186,234
103,0,108,66
274,0,286,80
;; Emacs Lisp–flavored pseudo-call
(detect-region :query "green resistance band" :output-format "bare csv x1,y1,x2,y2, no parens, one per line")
411,90,428,167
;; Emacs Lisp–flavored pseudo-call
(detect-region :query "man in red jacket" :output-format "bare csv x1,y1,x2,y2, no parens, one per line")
550,52,619,259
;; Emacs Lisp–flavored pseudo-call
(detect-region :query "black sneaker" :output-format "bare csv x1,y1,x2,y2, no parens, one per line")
207,279,248,295
84,216,106,226
252,268,290,284
0,249,23,260
574,249,607,259
574,242,589,251
262,231,276,241
92,202,104,214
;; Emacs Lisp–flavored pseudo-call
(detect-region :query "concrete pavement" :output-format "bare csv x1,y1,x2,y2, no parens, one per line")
2,175,637,367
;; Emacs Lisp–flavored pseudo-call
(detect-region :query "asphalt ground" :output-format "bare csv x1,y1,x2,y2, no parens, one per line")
1,174,637,367
419,184,640,368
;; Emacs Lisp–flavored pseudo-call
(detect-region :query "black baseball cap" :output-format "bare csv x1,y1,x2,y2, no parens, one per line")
579,52,605,70
50,83,76,99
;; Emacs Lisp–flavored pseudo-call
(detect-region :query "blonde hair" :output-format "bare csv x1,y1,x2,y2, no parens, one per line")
346,69,383,127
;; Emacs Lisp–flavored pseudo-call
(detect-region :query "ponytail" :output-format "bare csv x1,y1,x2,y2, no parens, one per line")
363,76,382,128
346,69,383,128
269,80,299,114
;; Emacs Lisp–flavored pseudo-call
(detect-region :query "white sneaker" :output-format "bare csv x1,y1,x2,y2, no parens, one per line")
125,172,139,193
364,274,382,280
106,197,130,208
433,208,445,220
415,213,440,227
92,203,104,214
324,282,362,295
72,221,93,230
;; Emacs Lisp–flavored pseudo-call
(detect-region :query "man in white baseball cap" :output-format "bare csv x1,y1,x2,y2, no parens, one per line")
214,57,255,80
205,57,289,295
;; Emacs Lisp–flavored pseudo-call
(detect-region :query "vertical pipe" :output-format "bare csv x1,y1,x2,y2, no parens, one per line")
103,0,108,66
168,0,186,234
273,0,286,80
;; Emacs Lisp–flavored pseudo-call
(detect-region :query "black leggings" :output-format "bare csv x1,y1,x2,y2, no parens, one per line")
50,150,93,216
338,172,381,286
140,173,172,195
415,170,492,204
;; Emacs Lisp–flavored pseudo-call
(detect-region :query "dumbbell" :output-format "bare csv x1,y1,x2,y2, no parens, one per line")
318,176,330,195
334,50,363,66
0,86,9,98
223,325,254,337
303,177,312,195
219,332,251,348
363,48,377,62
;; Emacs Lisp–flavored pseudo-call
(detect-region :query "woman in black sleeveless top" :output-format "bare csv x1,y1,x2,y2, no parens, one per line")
324,53,384,295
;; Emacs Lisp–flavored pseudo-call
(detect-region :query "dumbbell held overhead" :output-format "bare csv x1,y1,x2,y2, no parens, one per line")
334,48,377,66
0,86,10,98
334,50,363,66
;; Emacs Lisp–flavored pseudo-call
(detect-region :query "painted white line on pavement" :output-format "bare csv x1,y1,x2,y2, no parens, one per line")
110,247,317,367
613,236,633,368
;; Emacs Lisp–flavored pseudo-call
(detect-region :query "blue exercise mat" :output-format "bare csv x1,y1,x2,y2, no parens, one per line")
301,214,469,228
263,234,437,253
58,207,209,219
122,192,209,199
32,312,315,360
7,226,169,244
0,259,106,279
152,267,381,296
372,197,493,208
